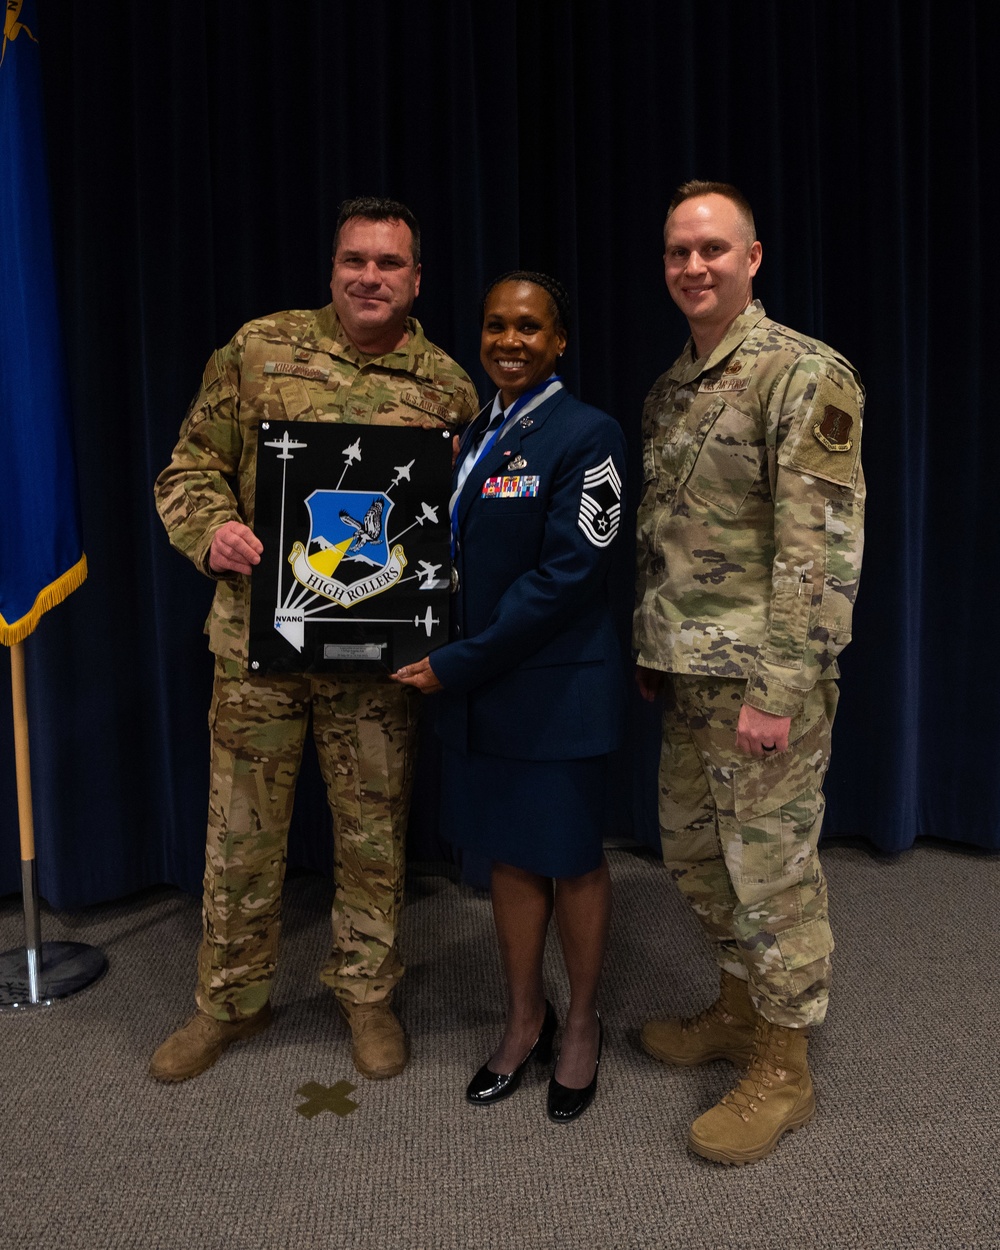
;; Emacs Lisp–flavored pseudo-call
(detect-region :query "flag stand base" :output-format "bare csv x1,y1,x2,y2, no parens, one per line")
0,859,107,1008
0,940,107,1009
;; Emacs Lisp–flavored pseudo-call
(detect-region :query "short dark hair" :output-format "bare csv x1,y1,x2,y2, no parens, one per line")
481,270,572,335
333,197,421,265
666,181,757,245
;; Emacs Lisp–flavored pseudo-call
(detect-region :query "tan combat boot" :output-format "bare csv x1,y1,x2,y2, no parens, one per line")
688,1016,815,1164
339,1000,409,1079
148,1004,272,1082
640,970,756,1067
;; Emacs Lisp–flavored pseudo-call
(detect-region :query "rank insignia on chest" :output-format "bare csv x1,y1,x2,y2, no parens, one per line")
481,474,541,499
813,405,854,452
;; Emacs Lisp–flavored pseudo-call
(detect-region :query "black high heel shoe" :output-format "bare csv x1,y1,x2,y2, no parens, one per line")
547,1013,603,1124
466,1001,558,1104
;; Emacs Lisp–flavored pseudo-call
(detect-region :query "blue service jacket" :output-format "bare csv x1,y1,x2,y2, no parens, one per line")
431,388,627,761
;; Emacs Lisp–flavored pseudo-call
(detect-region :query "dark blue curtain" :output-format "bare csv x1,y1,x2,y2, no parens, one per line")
1,0,996,909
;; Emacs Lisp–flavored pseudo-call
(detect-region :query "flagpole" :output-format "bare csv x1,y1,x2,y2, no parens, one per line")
0,641,107,1009
11,640,42,999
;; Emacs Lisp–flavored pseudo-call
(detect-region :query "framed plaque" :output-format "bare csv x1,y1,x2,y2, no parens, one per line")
248,420,452,673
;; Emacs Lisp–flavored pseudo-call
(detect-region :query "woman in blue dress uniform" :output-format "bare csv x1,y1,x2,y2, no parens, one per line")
393,273,626,1122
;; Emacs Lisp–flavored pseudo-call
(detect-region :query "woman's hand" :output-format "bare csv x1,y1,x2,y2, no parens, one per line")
391,656,443,694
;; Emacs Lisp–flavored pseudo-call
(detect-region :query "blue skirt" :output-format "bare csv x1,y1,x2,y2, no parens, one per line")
440,745,609,879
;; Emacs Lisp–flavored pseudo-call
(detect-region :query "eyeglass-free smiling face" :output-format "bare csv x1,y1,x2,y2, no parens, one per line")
480,281,567,410
330,217,421,355
663,193,762,356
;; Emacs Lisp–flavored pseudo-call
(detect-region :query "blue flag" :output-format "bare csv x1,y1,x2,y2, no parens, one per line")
0,1,86,645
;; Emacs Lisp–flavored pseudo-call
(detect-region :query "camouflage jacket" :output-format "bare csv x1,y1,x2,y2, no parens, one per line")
155,306,479,663
633,301,865,717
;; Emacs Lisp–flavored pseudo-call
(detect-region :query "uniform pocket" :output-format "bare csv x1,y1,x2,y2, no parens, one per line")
476,495,545,516
774,915,834,971
641,436,657,485
728,718,830,889
762,575,813,669
685,401,766,516
278,378,313,420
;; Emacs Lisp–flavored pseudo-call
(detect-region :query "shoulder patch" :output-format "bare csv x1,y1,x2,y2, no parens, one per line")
777,373,862,488
578,456,622,547
813,405,854,452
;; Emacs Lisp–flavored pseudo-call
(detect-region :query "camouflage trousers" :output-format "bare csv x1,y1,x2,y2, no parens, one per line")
196,657,418,1021
658,676,839,1027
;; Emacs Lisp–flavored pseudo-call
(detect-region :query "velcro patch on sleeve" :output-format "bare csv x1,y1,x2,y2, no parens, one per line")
578,456,622,547
778,376,862,488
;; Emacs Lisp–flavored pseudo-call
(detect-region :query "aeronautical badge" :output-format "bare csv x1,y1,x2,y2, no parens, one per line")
813,405,854,452
577,456,622,548
508,454,528,471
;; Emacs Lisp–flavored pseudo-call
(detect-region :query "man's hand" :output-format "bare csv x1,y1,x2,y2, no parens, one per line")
635,664,666,703
391,656,443,694
209,521,263,575
736,703,792,758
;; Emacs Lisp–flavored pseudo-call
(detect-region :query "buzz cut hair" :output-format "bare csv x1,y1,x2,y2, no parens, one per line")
333,196,421,266
666,180,757,246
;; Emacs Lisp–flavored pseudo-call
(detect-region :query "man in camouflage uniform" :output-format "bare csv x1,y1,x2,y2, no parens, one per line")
634,181,865,1163
150,197,478,1082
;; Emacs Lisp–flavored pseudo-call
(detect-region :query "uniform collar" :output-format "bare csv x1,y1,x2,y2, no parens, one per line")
667,299,768,384
314,305,431,374
455,387,569,522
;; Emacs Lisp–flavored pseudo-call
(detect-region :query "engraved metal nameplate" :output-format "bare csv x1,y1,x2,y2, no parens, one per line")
324,643,386,661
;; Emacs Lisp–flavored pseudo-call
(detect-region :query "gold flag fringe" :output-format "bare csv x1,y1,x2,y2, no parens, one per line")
0,554,88,646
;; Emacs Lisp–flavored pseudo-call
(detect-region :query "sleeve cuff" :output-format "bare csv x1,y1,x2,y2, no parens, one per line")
743,670,807,718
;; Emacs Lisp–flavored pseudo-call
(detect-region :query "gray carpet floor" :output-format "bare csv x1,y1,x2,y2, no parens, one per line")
1,843,997,1250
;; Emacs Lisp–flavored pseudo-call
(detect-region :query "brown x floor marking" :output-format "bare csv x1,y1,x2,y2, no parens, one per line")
296,1080,359,1119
